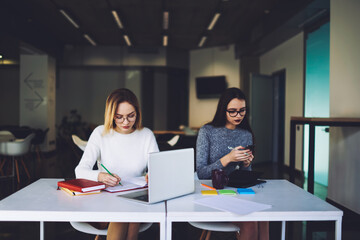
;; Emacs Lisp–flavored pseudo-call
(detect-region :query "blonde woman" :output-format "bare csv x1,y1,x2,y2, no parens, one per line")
75,88,159,240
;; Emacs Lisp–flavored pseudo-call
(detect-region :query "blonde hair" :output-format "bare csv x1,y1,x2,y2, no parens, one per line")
103,88,143,135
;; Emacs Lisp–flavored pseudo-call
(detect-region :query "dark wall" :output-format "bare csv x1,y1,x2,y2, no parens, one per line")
0,66,20,125
167,69,189,130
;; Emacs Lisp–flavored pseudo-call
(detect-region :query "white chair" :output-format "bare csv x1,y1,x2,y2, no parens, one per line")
167,134,180,147
70,221,153,238
72,134,87,151
72,134,101,170
0,130,15,142
0,133,35,183
0,131,16,176
70,135,153,237
189,172,240,240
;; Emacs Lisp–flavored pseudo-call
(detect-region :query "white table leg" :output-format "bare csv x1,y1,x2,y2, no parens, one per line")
281,221,286,240
159,220,166,240
335,218,342,240
40,221,44,240
166,219,172,240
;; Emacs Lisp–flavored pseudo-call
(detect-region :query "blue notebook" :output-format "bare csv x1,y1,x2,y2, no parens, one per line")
237,188,255,194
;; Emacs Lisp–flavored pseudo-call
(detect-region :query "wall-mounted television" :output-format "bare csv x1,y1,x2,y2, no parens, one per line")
196,76,227,99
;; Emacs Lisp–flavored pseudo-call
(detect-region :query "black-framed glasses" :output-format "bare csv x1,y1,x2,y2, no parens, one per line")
226,108,246,117
114,112,136,123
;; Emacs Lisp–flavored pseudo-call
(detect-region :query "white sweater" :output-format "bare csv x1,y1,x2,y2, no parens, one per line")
75,125,159,181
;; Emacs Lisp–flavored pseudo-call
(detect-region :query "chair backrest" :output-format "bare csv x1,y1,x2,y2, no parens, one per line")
0,130,15,142
0,130,14,136
71,135,101,169
167,134,180,147
72,135,87,151
0,133,35,156
32,128,49,145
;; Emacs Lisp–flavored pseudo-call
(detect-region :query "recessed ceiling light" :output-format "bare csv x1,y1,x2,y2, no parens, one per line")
111,10,124,29
59,9,79,29
207,13,221,30
198,36,207,47
163,35,168,47
123,35,131,46
163,11,169,30
0,55,3,59
83,34,96,46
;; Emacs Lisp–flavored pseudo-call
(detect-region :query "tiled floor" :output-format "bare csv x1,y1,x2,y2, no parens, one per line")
0,143,359,240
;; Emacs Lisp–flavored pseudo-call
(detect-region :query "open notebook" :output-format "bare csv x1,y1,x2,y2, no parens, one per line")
104,176,147,193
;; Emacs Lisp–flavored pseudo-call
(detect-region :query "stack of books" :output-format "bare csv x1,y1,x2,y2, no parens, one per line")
57,178,106,196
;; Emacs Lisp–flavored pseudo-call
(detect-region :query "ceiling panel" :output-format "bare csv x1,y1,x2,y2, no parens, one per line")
0,0,324,55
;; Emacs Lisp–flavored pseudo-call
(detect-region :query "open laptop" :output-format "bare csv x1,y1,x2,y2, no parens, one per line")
118,148,195,204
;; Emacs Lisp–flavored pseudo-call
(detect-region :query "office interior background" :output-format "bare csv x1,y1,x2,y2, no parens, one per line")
1,0,360,239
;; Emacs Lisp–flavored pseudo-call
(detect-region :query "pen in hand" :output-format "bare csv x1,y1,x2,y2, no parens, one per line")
101,163,122,185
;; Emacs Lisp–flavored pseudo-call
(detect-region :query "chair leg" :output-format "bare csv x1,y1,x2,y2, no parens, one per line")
20,157,31,180
205,230,211,240
94,235,102,240
0,157,7,175
14,159,20,184
199,230,207,240
35,145,45,177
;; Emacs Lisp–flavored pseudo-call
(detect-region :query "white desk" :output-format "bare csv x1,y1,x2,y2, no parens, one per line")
0,179,166,240
166,179,343,240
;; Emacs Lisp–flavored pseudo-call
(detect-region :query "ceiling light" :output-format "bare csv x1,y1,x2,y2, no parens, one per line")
123,35,132,46
83,34,97,46
207,13,221,30
0,55,2,59
163,11,169,30
163,35,168,47
59,9,79,29
111,10,123,29
198,36,207,47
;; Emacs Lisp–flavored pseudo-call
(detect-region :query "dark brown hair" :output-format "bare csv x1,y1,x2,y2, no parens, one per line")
207,87,253,135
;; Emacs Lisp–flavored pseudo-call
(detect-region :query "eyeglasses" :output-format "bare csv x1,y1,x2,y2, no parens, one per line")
226,108,246,117
114,112,136,123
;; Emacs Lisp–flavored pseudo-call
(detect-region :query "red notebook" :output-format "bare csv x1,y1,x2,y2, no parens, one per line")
57,179,106,193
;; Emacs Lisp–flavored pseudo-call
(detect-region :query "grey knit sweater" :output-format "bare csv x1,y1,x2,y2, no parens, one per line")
196,124,253,179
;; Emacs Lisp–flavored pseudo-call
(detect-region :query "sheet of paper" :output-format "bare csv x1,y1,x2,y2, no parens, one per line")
105,176,147,193
194,195,271,215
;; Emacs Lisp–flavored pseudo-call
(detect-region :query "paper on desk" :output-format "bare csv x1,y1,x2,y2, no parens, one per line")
104,176,148,193
194,195,271,215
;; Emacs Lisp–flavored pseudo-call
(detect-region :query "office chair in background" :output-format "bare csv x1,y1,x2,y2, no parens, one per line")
0,133,35,184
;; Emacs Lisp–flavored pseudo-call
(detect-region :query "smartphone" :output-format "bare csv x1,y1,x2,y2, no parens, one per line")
244,145,255,151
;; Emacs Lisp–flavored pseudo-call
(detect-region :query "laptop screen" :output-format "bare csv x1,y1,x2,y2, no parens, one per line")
148,148,195,203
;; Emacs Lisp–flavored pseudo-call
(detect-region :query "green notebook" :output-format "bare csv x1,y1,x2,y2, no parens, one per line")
218,189,237,195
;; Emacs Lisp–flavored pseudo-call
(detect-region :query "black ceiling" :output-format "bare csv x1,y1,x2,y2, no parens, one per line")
1,0,329,57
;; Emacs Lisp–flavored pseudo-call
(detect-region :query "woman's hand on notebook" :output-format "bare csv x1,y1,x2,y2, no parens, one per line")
145,173,148,184
98,172,121,187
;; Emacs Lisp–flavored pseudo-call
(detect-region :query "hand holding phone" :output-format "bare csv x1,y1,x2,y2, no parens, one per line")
244,144,255,151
